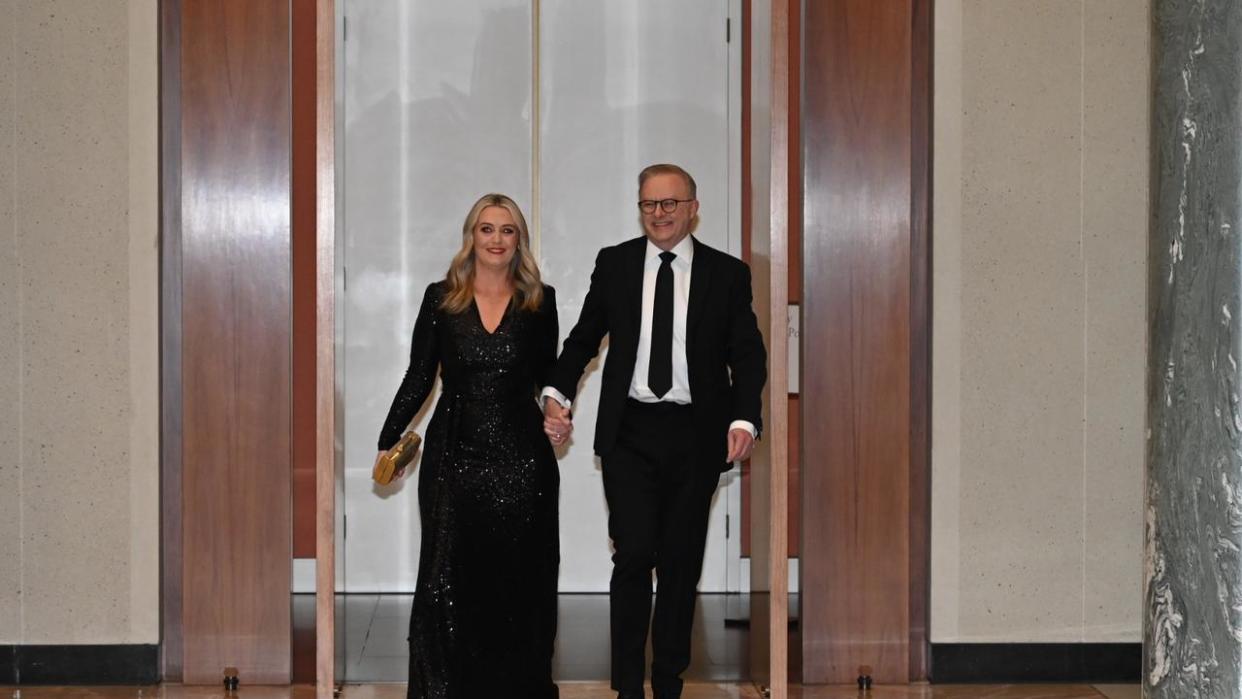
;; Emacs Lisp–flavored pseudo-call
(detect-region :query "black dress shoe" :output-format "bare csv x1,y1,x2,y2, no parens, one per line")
617,692,645,699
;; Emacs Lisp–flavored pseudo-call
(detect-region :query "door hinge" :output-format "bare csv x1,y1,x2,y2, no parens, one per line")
725,513,731,539
726,17,731,43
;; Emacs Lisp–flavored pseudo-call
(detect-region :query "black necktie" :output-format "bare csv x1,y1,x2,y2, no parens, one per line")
649,251,675,398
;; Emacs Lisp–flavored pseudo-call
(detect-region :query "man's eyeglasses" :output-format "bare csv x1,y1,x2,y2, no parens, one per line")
638,198,695,214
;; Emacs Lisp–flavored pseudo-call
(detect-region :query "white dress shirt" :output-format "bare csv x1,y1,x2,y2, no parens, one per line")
542,235,756,439
631,236,694,404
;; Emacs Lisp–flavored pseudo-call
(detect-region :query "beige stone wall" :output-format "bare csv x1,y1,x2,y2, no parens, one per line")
0,0,159,645
932,0,1149,642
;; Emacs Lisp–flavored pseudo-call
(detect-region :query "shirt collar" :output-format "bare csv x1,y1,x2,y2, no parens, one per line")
645,235,695,266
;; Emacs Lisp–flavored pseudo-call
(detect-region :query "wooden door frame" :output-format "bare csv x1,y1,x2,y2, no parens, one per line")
765,0,792,695
313,0,336,695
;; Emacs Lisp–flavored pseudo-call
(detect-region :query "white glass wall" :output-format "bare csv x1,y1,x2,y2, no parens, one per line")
342,0,534,593
538,0,736,592
342,0,738,595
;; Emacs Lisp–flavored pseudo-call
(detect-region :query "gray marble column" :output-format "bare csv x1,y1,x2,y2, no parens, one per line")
1148,2,1242,697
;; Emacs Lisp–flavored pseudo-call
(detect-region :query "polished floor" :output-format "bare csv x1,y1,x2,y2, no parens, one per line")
0,683,1143,698
5,596,1140,697
290,595,1140,698
323,593,763,682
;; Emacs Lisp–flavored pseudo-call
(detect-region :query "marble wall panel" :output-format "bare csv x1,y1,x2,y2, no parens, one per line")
1146,1,1242,694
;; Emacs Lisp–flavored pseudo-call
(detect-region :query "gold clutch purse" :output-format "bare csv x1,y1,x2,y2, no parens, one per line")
373,430,422,485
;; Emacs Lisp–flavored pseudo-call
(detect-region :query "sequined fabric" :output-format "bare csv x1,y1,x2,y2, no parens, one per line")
379,281,561,699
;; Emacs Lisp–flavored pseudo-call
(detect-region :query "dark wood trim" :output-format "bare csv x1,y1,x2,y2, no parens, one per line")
158,0,184,683
908,0,933,683
1,645,160,685
740,0,752,559
787,0,802,307
292,0,317,652
292,0,318,561
741,0,752,267
786,0,802,561
929,644,1141,684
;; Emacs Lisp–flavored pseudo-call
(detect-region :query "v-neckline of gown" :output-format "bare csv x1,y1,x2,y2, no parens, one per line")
473,296,511,336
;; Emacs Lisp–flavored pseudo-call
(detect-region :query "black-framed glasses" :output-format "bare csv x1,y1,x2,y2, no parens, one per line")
638,198,694,214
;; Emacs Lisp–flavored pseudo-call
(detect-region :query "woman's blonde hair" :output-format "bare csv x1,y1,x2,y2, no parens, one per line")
440,193,544,314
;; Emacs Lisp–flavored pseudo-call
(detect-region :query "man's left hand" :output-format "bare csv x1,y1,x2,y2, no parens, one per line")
726,427,755,463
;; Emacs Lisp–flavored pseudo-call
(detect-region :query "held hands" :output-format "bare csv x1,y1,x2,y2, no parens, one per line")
726,427,755,463
541,398,751,457
543,397,573,446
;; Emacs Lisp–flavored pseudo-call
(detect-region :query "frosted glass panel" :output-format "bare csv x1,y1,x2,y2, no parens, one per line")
539,0,734,592
340,0,737,600
342,0,533,594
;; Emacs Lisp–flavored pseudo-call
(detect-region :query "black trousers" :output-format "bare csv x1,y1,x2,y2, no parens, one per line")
602,399,719,698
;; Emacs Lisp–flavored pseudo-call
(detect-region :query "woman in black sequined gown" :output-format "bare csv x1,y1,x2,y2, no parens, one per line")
377,194,564,699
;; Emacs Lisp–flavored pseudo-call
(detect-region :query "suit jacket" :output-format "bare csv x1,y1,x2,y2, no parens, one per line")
549,236,767,472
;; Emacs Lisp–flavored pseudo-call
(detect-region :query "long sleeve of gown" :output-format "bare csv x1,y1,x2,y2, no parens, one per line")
534,285,559,392
377,283,442,450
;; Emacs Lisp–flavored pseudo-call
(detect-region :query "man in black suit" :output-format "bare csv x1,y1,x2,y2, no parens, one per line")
541,163,767,699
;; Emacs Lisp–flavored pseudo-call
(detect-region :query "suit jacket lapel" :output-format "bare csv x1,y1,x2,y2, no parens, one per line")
686,238,711,347
626,238,646,341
